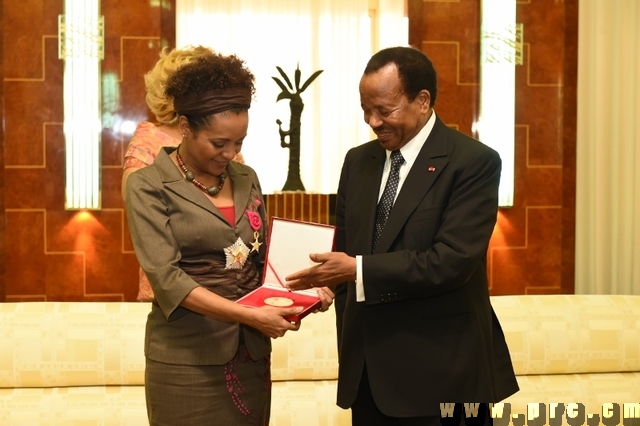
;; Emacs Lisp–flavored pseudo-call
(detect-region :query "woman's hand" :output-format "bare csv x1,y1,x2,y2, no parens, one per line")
314,286,335,312
248,306,303,338
181,287,302,338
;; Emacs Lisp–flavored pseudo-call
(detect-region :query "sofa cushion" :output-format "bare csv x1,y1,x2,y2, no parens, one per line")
271,307,339,382
0,386,148,425
0,382,352,426
0,302,150,388
503,372,640,418
491,295,640,375
271,380,350,425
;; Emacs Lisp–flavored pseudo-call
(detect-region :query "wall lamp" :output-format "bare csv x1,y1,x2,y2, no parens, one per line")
58,0,104,210
477,0,522,208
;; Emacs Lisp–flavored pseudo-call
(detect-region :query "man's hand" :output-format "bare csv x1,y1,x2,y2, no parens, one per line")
285,252,356,291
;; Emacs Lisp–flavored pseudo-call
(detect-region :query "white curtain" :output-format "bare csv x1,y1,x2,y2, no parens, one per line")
176,0,381,194
575,0,640,294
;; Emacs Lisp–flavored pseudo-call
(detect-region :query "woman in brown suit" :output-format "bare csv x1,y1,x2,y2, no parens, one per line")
125,53,334,426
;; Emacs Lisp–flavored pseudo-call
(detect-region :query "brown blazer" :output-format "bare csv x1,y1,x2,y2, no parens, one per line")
334,116,519,416
125,147,270,365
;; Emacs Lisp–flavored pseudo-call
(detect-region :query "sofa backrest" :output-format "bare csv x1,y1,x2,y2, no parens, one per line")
0,302,150,388
491,294,640,375
4,294,636,388
0,300,340,388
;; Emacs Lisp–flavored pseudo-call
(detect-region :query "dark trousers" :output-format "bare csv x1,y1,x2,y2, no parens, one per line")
352,365,441,426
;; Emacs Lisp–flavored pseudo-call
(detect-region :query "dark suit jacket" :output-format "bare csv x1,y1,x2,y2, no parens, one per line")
334,115,519,417
125,147,270,366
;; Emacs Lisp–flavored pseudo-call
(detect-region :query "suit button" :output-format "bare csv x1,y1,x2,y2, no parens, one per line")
236,288,243,294
234,228,240,235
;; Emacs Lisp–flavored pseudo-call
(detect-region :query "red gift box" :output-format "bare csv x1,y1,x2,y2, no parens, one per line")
236,217,336,322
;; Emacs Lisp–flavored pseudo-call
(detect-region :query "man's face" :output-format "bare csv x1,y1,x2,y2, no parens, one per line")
359,63,431,151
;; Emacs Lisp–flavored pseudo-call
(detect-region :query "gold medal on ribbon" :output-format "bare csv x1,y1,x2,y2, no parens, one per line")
249,231,262,253
224,237,251,269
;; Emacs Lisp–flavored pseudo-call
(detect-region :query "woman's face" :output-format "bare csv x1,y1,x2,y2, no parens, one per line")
180,111,248,176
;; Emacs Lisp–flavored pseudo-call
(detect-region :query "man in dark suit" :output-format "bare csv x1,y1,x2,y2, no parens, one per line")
285,46,519,425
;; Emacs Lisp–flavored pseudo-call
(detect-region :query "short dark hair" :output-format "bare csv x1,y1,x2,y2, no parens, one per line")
364,46,438,107
165,53,256,133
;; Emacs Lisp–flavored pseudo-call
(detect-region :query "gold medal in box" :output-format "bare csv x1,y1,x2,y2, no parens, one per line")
235,217,337,322
263,297,294,307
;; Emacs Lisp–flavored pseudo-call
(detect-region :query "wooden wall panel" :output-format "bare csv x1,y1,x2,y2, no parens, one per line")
265,193,332,226
409,0,577,294
1,0,174,301
561,0,578,295
0,0,5,301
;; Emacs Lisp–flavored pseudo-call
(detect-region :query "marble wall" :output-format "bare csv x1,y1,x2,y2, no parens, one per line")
0,0,577,301
409,0,578,294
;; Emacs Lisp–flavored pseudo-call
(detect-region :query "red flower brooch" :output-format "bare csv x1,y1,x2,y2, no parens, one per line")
245,209,263,253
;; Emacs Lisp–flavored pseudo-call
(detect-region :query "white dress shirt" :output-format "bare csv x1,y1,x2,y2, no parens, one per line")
355,112,436,302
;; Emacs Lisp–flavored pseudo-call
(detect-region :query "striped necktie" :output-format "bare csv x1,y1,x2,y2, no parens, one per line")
372,150,405,250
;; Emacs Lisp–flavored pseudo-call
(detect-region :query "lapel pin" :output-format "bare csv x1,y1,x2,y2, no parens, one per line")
428,166,436,172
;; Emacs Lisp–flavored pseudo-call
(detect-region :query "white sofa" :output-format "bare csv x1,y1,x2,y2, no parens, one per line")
1,295,640,425
0,301,348,426
495,295,640,423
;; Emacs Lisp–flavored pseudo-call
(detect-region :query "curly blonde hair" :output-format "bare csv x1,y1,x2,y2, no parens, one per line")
144,45,214,124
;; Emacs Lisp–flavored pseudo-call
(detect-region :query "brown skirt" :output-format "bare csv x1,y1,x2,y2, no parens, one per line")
145,343,271,426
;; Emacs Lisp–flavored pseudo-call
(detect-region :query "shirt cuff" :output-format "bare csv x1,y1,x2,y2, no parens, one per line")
356,255,365,302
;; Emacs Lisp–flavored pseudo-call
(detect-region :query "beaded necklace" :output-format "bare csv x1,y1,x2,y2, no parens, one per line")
176,145,227,196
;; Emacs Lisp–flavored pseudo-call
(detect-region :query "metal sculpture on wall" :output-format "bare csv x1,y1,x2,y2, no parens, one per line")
273,65,323,192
